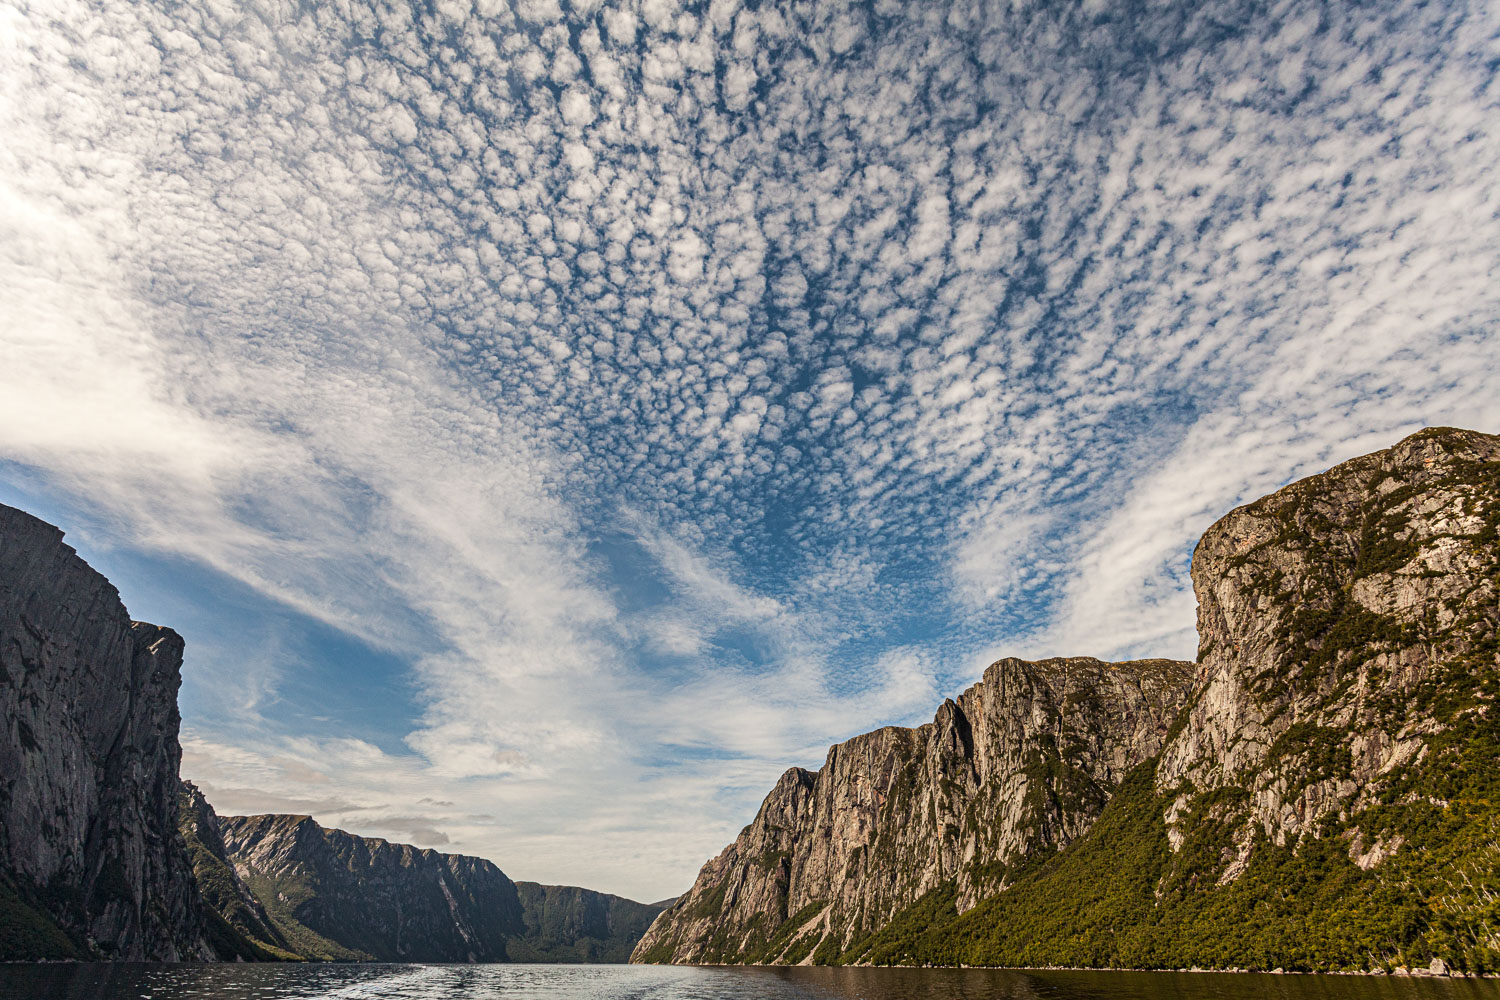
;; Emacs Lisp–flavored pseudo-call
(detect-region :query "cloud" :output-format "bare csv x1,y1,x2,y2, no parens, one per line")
2,0,1498,900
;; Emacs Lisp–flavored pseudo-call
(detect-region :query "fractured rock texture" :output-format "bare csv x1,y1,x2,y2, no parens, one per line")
634,655,1194,963
0,504,213,959
1158,426,1500,863
636,427,1500,969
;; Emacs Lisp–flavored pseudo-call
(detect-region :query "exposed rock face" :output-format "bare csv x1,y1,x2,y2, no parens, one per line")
1157,426,1500,871
634,656,1194,964
511,882,670,963
638,427,1500,973
0,500,664,964
0,504,213,960
212,808,667,962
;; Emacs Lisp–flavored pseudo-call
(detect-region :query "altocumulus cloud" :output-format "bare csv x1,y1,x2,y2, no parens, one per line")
1,0,1498,899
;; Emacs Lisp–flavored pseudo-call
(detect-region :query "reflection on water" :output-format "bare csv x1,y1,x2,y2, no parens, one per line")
0,963,1494,1000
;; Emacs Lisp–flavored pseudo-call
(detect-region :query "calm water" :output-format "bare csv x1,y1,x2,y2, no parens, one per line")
0,964,1495,1000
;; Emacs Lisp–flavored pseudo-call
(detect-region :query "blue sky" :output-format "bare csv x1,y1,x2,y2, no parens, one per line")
2,0,1498,900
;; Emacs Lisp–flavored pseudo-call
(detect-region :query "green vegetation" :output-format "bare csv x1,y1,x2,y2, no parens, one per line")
237,868,371,961
814,436,1500,974
0,875,80,960
617,434,1500,973
178,788,303,960
510,882,666,962
833,742,1500,974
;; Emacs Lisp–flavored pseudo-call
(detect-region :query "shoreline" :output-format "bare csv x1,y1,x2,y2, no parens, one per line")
7,959,1495,979
682,960,1495,979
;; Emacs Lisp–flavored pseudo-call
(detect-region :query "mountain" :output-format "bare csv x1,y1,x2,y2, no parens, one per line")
0,504,215,960
634,426,1500,975
0,501,666,963
633,655,1195,964
213,809,524,962
189,794,665,962
178,782,299,960
510,882,667,963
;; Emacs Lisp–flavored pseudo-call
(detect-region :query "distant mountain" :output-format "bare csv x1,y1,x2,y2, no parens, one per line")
178,783,313,961
636,427,1500,975
510,882,667,963
186,792,664,963
0,501,664,962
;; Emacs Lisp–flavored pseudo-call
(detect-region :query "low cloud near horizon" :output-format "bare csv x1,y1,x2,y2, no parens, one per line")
2,0,1497,900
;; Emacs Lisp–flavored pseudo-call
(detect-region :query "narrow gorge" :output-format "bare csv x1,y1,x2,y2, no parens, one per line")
4,426,1495,970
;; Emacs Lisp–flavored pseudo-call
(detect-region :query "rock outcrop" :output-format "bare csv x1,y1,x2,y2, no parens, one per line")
0,504,214,960
1158,426,1500,856
634,655,1195,964
636,427,1500,974
209,804,666,962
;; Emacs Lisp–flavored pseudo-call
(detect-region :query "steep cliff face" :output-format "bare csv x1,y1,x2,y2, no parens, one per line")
633,656,1194,964
0,504,214,960
1158,426,1500,862
178,782,296,960
0,500,662,964
698,427,1499,974
211,808,667,962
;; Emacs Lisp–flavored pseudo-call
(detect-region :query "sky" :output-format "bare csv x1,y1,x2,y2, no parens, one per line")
1,0,1498,902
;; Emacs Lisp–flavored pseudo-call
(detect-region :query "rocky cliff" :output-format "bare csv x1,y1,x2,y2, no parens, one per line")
1158,425,1500,862
636,426,1500,974
0,504,215,960
209,804,665,962
215,810,525,961
633,655,1195,964
0,500,667,964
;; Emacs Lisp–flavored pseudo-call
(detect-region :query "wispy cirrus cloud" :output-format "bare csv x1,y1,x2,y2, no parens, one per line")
1,0,1497,898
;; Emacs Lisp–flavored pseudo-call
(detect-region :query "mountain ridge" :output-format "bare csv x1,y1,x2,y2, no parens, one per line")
632,654,1196,964
194,793,665,963
5,425,1495,968
634,426,1500,974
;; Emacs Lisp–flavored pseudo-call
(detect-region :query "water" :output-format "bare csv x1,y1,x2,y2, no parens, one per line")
0,964,1494,1000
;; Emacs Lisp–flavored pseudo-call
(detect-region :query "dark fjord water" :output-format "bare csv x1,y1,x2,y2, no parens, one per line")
1,964,1496,1000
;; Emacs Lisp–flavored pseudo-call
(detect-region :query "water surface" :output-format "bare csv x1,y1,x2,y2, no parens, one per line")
0,963,1494,1000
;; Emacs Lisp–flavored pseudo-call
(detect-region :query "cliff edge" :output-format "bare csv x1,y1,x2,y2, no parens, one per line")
0,504,215,960
634,655,1195,963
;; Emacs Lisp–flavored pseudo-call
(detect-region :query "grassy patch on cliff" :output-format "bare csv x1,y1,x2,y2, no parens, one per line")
237,869,372,961
0,876,81,960
178,788,303,961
